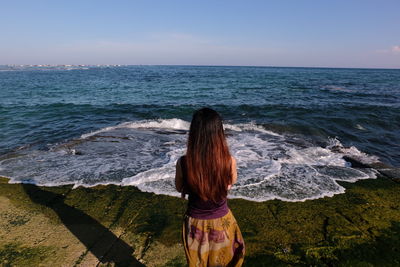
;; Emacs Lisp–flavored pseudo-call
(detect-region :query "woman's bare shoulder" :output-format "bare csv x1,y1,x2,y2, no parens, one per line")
230,156,237,186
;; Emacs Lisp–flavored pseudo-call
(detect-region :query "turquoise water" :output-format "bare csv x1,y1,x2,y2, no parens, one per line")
0,65,399,201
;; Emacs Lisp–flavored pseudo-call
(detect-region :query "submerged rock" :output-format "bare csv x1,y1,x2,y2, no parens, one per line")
343,155,400,182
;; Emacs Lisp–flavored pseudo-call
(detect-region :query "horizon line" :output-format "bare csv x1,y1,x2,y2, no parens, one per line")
1,63,400,70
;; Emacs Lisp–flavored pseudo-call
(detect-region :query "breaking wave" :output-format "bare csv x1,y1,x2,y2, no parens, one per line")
0,119,379,202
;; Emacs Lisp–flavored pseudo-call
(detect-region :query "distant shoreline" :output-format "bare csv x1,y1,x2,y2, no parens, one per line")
1,64,400,70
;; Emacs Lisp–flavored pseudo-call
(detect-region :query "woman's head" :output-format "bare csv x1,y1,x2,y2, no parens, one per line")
185,108,232,202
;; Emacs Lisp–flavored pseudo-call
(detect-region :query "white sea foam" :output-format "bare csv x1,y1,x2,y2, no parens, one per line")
355,124,366,130
0,119,379,202
224,122,282,136
327,137,380,164
81,118,190,139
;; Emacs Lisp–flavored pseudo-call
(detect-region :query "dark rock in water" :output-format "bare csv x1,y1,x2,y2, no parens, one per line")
343,156,400,183
70,149,83,155
343,156,370,168
343,156,399,182
378,168,400,181
368,161,392,169
329,145,342,153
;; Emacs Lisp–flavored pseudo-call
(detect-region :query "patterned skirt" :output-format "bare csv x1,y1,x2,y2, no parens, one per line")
182,209,245,267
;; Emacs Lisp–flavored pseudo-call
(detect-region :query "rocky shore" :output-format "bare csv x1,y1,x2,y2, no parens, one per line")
0,165,399,266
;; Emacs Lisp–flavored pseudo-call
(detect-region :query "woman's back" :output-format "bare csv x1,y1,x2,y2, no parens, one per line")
175,108,245,267
180,155,229,220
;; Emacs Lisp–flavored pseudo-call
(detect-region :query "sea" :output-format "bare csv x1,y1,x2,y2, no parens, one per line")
0,65,399,202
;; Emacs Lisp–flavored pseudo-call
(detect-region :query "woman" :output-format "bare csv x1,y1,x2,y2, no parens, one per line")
175,108,245,267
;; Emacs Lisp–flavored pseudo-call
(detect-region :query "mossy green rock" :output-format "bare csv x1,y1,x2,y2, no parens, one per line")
0,175,399,266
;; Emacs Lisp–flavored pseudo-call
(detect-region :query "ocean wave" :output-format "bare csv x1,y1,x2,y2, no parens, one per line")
80,118,191,138
0,119,381,202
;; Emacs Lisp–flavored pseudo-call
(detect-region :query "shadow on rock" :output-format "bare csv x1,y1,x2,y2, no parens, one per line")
22,184,144,267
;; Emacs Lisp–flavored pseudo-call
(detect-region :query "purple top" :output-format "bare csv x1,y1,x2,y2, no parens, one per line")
187,194,229,219
180,156,229,220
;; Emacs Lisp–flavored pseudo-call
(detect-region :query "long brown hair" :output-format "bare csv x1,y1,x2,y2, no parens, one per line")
185,108,232,202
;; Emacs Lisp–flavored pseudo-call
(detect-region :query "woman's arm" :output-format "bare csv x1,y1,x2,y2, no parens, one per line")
175,157,183,193
228,156,237,190
231,156,238,185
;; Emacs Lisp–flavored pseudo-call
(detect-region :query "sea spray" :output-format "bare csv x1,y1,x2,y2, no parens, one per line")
0,119,379,202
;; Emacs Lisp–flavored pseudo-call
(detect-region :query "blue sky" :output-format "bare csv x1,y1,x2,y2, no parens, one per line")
1,0,399,68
